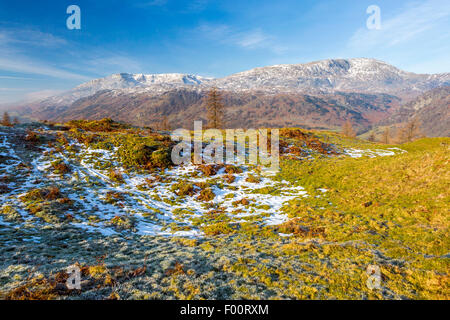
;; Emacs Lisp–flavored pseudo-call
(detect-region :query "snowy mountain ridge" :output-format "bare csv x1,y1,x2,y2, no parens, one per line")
27,58,450,108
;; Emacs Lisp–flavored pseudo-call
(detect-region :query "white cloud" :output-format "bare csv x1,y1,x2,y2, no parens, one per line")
0,75,35,80
235,30,269,48
349,0,450,50
0,88,28,92
196,24,284,52
135,0,168,8
0,56,90,81
0,28,68,48
0,28,90,81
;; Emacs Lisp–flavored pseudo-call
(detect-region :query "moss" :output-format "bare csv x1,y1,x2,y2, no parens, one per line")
202,222,235,236
116,135,172,169
66,118,130,132
1,205,22,222
232,198,250,207
197,188,215,202
104,191,124,204
20,187,61,202
108,215,135,231
50,160,71,175
108,170,124,183
151,148,172,168
198,164,223,177
245,174,261,183
171,181,195,197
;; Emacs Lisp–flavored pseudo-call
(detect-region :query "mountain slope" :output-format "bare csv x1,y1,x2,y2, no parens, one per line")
213,58,449,96
11,58,449,131
28,89,401,131
386,86,450,137
21,58,450,109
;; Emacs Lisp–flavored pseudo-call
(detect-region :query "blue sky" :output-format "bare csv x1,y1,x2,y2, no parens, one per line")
0,0,449,103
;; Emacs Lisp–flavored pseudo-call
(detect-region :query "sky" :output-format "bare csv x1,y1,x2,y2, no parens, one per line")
0,0,449,103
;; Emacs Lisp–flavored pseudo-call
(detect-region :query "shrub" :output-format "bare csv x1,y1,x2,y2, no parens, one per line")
105,191,124,204
245,174,261,183
51,160,71,175
109,215,135,231
1,205,22,222
224,174,235,184
202,222,235,236
24,130,41,143
108,170,124,183
171,181,195,197
66,118,129,132
232,198,250,206
150,148,172,168
225,165,242,174
197,188,215,202
198,164,223,177
20,186,61,202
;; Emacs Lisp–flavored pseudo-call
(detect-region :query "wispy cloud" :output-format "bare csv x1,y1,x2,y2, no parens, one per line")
235,29,269,48
0,28,68,48
196,24,285,53
0,28,89,81
0,75,36,80
134,0,168,8
349,0,450,50
0,28,143,81
0,88,28,92
0,56,90,81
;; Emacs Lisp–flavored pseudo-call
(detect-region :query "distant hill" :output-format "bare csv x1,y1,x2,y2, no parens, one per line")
23,89,402,132
10,58,449,131
386,86,450,137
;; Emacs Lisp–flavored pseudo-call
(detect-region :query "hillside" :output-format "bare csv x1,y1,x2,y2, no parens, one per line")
386,86,450,137
29,89,401,131
11,58,449,132
0,120,448,300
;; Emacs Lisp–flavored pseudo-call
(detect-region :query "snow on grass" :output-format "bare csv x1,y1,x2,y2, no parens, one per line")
344,147,406,158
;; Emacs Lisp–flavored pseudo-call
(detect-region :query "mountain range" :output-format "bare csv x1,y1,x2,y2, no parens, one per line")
9,58,450,134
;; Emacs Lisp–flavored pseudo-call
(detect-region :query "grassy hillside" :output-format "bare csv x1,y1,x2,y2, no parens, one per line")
0,121,448,300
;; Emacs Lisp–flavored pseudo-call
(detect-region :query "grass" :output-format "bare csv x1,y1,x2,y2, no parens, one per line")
0,123,448,300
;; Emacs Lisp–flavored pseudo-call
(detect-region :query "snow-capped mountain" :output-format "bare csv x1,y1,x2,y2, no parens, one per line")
38,73,212,107
213,58,450,95
28,58,449,108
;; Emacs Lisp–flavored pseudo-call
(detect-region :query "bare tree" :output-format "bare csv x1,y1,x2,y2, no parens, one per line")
397,118,423,143
342,120,356,138
161,116,172,131
2,112,11,127
205,87,225,129
381,128,391,144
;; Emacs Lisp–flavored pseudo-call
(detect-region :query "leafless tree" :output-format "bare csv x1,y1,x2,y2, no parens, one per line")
342,120,356,138
205,87,225,129
397,118,423,143
381,128,390,144
2,112,11,127
161,116,172,131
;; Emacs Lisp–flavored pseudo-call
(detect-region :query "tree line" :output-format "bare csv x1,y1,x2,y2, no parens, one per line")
341,118,424,144
1,112,19,127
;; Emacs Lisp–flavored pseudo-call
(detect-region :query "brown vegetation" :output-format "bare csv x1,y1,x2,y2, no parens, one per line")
396,118,423,143
341,120,356,138
205,87,225,129
1,112,12,127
